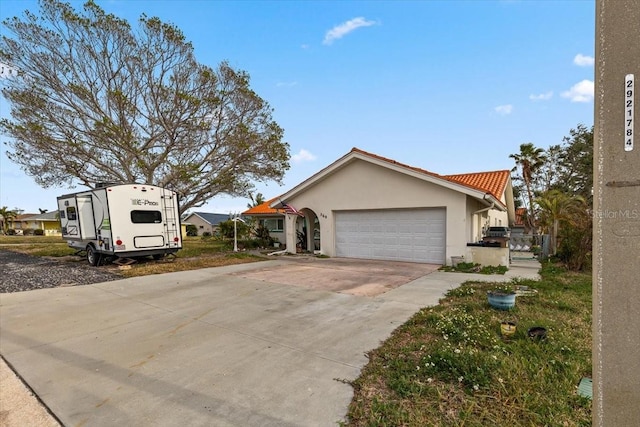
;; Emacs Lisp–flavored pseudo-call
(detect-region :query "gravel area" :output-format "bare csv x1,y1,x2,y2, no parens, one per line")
0,250,121,293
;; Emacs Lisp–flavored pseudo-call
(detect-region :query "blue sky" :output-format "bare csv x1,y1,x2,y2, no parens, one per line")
0,0,595,214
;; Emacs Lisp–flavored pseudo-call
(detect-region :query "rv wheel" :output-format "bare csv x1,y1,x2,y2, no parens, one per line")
86,245,101,266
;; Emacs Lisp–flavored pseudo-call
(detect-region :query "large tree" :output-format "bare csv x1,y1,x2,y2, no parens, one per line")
557,124,593,203
0,0,289,212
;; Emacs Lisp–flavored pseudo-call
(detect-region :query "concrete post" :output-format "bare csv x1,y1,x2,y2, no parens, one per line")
284,213,297,254
593,1,640,425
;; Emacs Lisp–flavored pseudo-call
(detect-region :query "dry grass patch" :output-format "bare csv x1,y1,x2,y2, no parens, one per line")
1,235,267,277
117,253,265,277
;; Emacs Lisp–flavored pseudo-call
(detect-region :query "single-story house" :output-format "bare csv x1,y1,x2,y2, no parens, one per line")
7,211,61,235
242,197,287,244
244,148,516,265
181,212,231,236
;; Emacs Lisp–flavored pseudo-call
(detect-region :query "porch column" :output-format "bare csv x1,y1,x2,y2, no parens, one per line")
284,213,297,254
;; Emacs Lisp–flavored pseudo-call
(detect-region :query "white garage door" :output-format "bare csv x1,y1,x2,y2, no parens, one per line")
335,209,446,264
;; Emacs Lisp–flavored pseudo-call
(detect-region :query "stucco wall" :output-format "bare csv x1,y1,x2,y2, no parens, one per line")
465,197,510,244
466,246,510,267
185,215,215,236
285,159,471,262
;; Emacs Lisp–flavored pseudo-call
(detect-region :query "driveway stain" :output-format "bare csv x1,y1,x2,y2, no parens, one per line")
230,257,440,296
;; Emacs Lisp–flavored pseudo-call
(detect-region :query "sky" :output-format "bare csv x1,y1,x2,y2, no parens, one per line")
0,0,595,215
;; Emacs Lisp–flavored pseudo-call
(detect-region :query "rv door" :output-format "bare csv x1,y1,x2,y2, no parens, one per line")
77,195,97,240
59,198,79,237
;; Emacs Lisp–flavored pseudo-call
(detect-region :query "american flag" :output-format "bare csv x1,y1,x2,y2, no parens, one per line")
283,203,304,216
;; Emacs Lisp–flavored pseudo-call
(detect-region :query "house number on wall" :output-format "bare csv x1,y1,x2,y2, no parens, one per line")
625,74,634,152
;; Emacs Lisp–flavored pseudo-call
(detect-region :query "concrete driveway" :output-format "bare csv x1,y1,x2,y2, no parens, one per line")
0,258,459,426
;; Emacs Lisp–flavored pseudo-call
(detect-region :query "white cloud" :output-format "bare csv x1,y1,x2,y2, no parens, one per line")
292,149,317,163
494,104,513,115
561,79,594,102
573,54,594,67
529,91,553,101
323,17,376,45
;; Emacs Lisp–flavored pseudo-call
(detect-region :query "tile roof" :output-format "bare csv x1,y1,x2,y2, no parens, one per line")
14,214,37,220
10,212,59,221
514,207,528,226
351,148,510,200
242,197,284,215
443,170,511,201
24,211,59,221
243,149,512,216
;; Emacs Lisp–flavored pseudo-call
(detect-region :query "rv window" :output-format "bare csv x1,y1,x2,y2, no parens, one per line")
131,210,162,224
59,210,66,219
66,206,77,220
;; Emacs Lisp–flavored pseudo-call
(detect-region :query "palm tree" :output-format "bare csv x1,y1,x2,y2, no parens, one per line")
247,192,266,209
510,143,547,231
535,190,586,255
0,206,19,235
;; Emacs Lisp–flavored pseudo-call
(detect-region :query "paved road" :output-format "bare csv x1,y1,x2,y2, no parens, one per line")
0,258,539,426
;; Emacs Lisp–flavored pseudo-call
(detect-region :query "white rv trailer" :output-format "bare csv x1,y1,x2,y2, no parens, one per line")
57,184,182,265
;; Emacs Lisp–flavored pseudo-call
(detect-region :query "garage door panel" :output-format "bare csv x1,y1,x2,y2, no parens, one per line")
335,209,446,264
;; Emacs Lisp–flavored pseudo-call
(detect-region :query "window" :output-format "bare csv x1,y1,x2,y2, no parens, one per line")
59,210,66,219
131,210,162,224
66,206,77,220
263,218,284,232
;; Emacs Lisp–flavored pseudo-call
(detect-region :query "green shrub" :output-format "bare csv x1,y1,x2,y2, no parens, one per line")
253,223,274,247
185,224,198,237
34,228,45,236
557,216,592,271
241,239,261,249
7,229,16,235
218,219,250,240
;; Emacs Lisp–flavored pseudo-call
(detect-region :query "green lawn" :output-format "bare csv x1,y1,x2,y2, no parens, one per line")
345,263,592,426
0,235,265,276
0,235,77,256
0,235,233,258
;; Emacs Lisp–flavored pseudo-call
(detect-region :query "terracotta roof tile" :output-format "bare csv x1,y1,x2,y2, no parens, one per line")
242,197,284,215
514,207,527,226
443,170,511,201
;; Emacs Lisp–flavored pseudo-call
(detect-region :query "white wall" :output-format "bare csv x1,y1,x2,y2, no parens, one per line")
466,246,510,267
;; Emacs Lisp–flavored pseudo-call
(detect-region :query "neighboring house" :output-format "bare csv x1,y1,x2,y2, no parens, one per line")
8,211,61,235
255,148,516,265
510,207,534,250
242,197,286,245
511,207,527,238
181,212,231,236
